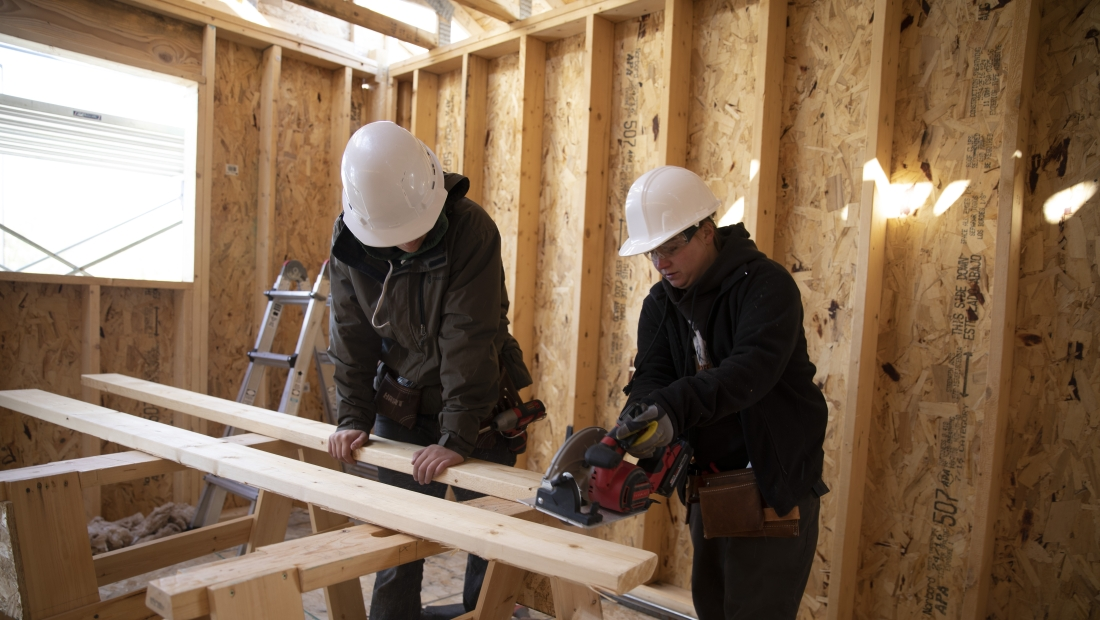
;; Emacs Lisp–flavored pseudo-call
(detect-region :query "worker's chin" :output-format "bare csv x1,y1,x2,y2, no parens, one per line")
664,273,688,288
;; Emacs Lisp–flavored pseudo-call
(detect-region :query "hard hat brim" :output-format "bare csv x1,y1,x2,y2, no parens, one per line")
618,219,700,257
343,180,447,248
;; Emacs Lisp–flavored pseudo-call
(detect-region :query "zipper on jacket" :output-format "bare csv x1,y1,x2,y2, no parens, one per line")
418,272,427,337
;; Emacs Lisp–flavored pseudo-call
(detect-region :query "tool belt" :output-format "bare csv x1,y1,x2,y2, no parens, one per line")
373,362,420,430
686,468,800,539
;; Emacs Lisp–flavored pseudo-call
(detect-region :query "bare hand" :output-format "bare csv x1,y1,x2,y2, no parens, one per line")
328,430,368,464
411,443,463,485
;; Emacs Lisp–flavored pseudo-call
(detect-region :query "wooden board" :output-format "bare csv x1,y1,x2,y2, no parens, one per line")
985,0,1100,617
526,33,588,474
593,10,665,568
0,389,657,594
83,373,545,501
0,0,204,82
461,53,489,204
770,0,877,614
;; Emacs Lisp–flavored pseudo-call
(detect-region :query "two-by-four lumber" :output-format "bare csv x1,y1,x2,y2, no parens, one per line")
411,69,440,148
81,283,103,518
0,433,296,502
82,373,545,501
389,0,665,78
961,0,1041,617
452,0,521,23
461,53,489,204
826,0,902,617
147,496,546,620
0,389,656,594
569,14,614,432
641,0,693,574
113,0,377,75
282,0,439,49
743,0,786,258
256,44,283,349
331,66,353,213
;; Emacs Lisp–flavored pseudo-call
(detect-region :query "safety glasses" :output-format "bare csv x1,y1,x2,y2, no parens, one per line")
646,224,701,262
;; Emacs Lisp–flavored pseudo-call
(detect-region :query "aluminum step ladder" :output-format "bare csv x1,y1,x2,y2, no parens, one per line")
190,259,331,529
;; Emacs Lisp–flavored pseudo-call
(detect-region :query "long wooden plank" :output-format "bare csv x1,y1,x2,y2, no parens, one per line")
0,270,193,289
149,496,542,620
256,45,282,345
0,434,294,501
569,14,614,432
112,0,377,75
0,0,204,83
389,0,664,78
47,588,157,620
0,390,656,594
461,53,489,203
641,0,692,574
826,0,902,617
331,66,352,215
961,0,1041,617
92,515,254,587
81,284,102,518
83,373,545,501
411,69,439,148
742,0,785,257
452,0,520,23
282,0,438,49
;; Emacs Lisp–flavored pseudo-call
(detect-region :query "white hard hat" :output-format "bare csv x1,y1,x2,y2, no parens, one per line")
341,121,448,248
618,166,721,256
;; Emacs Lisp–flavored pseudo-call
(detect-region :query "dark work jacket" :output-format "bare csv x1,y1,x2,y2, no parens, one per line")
627,224,827,515
328,173,530,458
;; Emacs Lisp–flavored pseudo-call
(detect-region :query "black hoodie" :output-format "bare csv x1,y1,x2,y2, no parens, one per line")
627,223,827,515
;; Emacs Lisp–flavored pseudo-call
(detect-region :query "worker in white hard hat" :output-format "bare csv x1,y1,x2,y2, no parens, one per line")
613,166,829,619
325,121,531,620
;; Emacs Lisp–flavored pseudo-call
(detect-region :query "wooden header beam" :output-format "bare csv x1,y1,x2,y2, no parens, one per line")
83,373,545,501
115,0,377,75
453,0,521,23
284,0,439,49
961,0,1041,616
0,389,656,593
826,0,902,617
390,0,663,78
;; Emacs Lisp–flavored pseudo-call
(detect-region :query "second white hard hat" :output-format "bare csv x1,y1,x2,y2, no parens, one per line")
341,121,448,248
618,166,721,256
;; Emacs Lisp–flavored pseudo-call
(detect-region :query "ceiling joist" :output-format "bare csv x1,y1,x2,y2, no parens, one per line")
284,0,439,49
451,0,520,23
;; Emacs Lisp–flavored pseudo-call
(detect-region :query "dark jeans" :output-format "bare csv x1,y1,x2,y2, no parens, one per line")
370,413,516,620
689,491,820,620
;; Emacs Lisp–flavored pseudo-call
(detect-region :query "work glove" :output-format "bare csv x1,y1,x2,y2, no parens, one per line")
612,399,674,459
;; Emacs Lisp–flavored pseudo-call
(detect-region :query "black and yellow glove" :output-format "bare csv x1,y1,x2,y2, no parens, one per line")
613,399,674,458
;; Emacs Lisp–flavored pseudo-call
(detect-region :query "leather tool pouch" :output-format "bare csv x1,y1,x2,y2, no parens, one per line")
373,365,420,430
693,468,800,539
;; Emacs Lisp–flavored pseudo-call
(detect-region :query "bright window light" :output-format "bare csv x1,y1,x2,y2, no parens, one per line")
933,180,970,216
0,40,197,281
719,197,745,226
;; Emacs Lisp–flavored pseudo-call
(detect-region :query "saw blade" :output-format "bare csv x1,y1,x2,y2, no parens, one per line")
541,426,606,504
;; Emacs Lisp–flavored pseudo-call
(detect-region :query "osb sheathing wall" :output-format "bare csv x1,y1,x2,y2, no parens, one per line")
774,0,874,613
526,34,589,475
483,53,522,303
991,0,1099,616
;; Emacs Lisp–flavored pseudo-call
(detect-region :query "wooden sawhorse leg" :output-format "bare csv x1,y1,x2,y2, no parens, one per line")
455,560,603,620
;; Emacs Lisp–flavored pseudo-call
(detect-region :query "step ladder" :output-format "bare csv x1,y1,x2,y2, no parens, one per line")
190,259,331,529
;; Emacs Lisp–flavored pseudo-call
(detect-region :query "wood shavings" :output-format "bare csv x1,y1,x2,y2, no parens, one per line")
526,33,586,477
